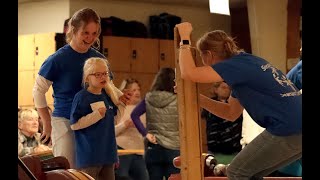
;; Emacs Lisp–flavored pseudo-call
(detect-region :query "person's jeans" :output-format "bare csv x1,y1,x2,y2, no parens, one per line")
115,154,149,180
144,142,180,180
227,130,302,180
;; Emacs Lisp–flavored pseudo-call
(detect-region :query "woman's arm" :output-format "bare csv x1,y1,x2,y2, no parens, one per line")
33,75,53,144
199,94,243,121
176,22,224,83
130,99,148,136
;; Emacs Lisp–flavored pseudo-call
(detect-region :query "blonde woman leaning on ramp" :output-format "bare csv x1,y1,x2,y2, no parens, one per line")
176,22,302,180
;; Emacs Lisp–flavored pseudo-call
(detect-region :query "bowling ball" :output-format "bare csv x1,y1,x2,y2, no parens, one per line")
173,156,181,169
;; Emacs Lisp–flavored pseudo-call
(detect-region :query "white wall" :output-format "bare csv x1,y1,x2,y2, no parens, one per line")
18,0,230,40
247,0,287,72
18,0,70,35
69,0,231,40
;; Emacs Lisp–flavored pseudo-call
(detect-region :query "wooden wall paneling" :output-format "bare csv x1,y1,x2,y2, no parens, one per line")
159,39,175,69
34,32,56,70
18,34,35,71
18,32,58,108
18,70,35,107
34,32,56,106
103,36,131,72
131,38,159,73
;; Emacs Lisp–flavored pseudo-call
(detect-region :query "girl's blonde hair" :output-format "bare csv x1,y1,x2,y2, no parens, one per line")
196,30,243,59
18,108,39,124
82,57,119,105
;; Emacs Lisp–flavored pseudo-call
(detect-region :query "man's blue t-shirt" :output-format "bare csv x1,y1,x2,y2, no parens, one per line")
38,45,106,119
286,60,302,90
212,52,302,136
277,60,303,177
70,89,118,168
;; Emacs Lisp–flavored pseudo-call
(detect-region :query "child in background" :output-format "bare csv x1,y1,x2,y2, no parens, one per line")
70,57,124,180
115,78,149,180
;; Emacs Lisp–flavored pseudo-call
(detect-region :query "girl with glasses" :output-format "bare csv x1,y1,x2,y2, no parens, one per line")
69,57,123,180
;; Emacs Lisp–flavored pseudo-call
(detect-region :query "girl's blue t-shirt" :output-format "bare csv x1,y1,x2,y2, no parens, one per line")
212,52,302,136
70,89,118,168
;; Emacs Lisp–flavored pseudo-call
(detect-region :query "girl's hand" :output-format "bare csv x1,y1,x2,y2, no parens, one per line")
146,133,157,144
119,89,133,105
98,107,107,117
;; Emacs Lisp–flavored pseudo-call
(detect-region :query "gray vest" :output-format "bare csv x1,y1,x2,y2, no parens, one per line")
145,91,180,150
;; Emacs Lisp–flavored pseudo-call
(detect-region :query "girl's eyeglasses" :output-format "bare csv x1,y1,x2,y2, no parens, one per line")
89,71,109,78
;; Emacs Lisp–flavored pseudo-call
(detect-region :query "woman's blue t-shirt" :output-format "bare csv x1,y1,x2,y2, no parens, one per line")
212,52,302,136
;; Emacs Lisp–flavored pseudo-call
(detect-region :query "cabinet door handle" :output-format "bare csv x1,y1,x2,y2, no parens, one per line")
160,53,165,61
103,48,108,58
35,46,39,56
132,50,137,59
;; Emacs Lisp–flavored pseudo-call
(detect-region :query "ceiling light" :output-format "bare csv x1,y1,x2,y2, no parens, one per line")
209,0,230,15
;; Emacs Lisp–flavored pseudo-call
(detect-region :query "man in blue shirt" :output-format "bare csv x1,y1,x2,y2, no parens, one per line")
277,57,302,177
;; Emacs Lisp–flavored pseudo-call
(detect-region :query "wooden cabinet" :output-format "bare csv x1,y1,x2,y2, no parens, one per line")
18,32,62,108
18,70,35,108
159,39,175,69
102,36,175,97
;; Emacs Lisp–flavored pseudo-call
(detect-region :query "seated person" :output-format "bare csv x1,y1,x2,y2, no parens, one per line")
201,81,243,163
18,108,51,157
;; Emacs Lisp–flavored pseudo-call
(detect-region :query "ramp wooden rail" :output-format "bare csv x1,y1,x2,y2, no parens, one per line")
174,27,204,180
31,149,145,157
